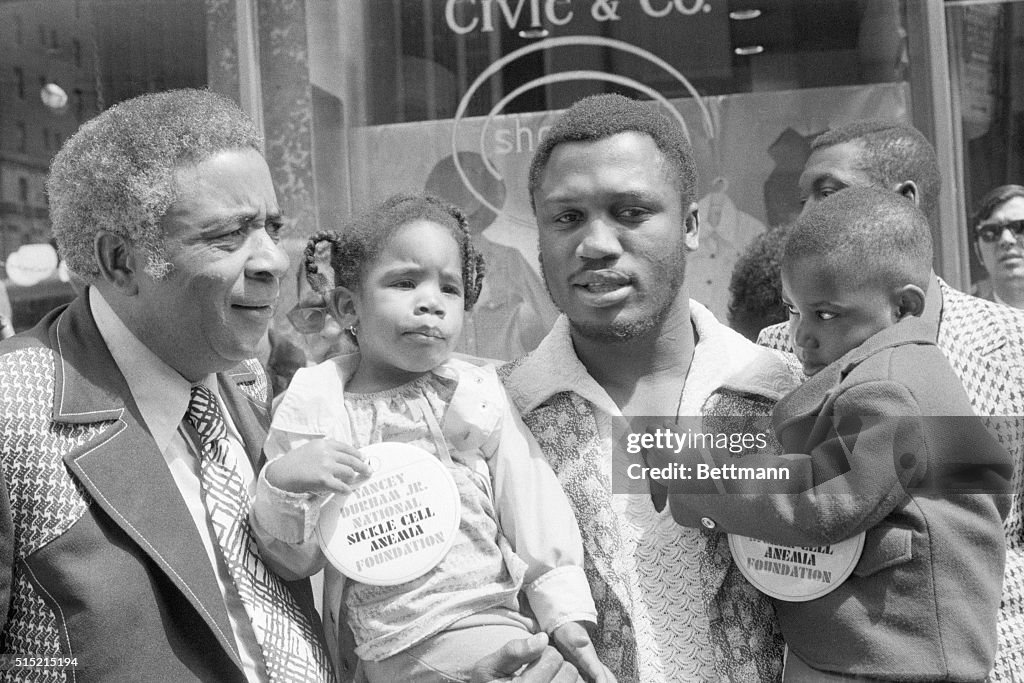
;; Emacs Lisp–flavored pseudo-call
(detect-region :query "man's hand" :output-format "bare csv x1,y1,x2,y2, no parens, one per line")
470,632,583,683
551,622,616,683
265,437,372,495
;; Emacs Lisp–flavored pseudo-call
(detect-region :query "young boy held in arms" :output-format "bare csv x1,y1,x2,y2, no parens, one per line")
667,186,1011,681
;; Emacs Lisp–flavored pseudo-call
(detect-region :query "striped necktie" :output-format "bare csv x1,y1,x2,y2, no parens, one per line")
186,383,333,683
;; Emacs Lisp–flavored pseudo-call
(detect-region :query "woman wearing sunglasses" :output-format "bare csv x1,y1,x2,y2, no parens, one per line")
286,261,350,364
973,184,1024,310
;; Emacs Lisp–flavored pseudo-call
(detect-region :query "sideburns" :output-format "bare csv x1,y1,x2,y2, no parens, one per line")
140,232,173,280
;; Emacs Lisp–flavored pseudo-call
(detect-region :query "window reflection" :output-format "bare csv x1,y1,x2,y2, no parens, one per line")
0,0,1003,347
0,0,205,332
946,0,1024,297
360,0,909,126
334,0,915,337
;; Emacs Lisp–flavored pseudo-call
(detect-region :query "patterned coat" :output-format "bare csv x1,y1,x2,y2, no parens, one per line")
758,277,1024,681
0,296,322,682
501,302,802,682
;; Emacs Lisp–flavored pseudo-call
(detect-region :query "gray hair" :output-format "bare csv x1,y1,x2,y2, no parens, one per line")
47,88,263,280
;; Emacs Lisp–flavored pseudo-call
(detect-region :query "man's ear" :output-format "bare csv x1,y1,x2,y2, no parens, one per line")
894,284,926,320
893,180,920,208
327,285,360,330
683,202,699,251
94,230,139,295
972,240,987,274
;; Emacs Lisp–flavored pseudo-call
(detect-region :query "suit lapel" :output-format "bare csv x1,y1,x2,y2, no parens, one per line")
51,296,246,670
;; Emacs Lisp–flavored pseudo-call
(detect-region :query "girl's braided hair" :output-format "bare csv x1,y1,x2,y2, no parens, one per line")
302,193,485,311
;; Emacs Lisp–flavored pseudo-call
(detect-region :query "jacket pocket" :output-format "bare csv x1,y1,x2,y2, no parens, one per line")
852,524,913,577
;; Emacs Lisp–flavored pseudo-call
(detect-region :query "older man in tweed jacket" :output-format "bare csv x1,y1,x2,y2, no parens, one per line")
0,90,334,682
759,119,1024,681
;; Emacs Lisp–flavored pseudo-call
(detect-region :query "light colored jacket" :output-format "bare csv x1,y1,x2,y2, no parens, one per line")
251,354,595,667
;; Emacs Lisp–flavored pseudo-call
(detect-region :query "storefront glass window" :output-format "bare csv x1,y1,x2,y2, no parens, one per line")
946,0,1024,301
314,0,920,358
359,0,909,126
0,0,982,362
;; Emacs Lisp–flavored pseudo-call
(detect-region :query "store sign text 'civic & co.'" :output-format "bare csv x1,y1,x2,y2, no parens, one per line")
445,0,713,35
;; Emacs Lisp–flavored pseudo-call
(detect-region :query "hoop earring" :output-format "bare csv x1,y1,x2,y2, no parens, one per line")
346,325,358,340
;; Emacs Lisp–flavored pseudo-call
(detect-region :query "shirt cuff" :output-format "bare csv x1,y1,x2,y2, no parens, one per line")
252,467,330,544
524,565,597,633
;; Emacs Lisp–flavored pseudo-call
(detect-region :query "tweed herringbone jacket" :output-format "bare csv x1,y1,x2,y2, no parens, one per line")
0,295,322,682
758,277,1024,682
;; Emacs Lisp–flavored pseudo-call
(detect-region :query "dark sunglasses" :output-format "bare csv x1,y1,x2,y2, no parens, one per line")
286,304,328,333
976,219,1024,243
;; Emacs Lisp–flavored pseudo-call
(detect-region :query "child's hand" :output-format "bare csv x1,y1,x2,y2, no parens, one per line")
265,438,373,495
551,622,616,683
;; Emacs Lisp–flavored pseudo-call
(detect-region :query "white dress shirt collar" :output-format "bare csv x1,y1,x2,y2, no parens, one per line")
89,288,223,448
507,300,799,417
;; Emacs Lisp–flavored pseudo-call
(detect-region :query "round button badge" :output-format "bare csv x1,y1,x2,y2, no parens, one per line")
728,532,865,602
316,442,461,586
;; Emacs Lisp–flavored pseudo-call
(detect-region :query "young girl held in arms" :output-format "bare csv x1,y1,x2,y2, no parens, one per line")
251,194,608,682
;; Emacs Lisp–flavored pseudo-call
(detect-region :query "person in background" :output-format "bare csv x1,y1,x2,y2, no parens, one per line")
971,184,1024,310
263,327,308,398
727,225,790,342
758,118,1024,681
287,245,350,365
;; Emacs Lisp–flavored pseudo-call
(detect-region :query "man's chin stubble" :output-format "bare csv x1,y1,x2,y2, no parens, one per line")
569,313,662,344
